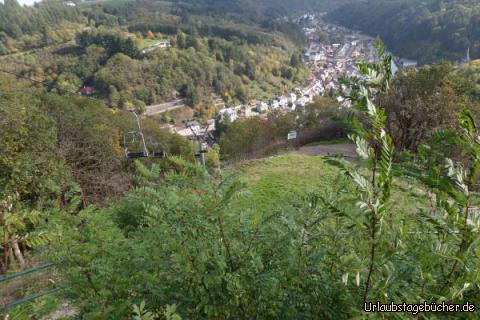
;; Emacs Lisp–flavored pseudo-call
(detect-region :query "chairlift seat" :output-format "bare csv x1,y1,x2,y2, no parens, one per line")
126,151,148,159
152,150,166,158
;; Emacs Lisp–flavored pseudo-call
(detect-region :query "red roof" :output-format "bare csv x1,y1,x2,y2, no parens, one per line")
80,86,95,95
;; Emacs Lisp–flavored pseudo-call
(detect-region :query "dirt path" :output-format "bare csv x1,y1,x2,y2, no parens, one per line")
293,143,357,159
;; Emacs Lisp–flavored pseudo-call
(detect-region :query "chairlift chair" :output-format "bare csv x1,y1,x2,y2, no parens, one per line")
124,131,149,159
152,150,166,158
147,137,167,159
124,111,149,159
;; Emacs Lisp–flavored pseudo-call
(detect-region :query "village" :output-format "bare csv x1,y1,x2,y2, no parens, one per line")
174,15,385,138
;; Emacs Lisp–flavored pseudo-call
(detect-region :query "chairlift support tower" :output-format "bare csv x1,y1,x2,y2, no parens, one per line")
188,122,211,167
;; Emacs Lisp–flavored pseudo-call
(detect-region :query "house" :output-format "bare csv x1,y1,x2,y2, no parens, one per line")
278,96,289,107
218,108,238,122
244,107,256,118
157,39,171,48
296,96,309,109
295,102,306,113
269,99,280,110
256,102,268,113
288,93,297,104
186,120,201,134
80,86,95,96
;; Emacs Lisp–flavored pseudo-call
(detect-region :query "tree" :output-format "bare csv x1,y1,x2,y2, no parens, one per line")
76,28,139,58
176,31,186,49
0,91,70,271
56,72,82,93
185,84,200,107
379,63,461,151
289,52,301,68
109,85,120,106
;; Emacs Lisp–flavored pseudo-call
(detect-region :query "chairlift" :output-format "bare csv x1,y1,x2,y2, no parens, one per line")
124,131,149,159
124,111,149,159
152,150,166,158
149,138,167,158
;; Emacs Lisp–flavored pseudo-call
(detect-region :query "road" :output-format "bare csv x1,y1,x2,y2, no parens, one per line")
144,99,185,116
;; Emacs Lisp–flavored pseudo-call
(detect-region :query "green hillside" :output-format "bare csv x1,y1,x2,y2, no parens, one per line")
232,154,429,216
328,0,480,64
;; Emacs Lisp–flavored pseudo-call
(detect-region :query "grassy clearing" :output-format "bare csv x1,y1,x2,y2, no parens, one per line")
138,39,164,50
229,154,430,217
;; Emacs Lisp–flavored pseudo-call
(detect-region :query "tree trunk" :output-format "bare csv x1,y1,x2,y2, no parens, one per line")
1,244,8,274
11,235,25,268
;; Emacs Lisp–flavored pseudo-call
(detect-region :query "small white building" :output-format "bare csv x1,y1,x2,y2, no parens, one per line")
186,120,201,134
141,39,171,54
288,93,297,104
296,96,310,108
269,99,280,110
218,108,238,122
256,102,268,113
278,96,289,107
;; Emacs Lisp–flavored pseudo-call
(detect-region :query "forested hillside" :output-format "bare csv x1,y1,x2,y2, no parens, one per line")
328,0,480,64
0,74,193,207
0,0,309,111
0,0,84,54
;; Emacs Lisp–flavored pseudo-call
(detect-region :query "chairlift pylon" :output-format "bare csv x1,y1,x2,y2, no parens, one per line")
188,120,214,166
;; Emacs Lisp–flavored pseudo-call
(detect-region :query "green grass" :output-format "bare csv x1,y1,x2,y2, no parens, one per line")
138,39,162,50
229,154,430,216
233,155,339,210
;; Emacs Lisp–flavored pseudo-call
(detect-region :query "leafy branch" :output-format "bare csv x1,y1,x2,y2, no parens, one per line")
335,40,394,304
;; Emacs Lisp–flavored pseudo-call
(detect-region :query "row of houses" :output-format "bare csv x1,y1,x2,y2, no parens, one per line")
216,89,316,125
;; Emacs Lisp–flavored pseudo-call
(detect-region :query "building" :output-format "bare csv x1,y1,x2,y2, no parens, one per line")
218,108,238,122
186,120,201,133
80,86,95,96
256,102,268,113
269,99,280,110
141,39,171,54
288,93,297,104
278,96,289,107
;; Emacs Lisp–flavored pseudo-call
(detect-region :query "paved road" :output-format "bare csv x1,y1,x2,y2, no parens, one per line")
144,99,185,116
293,143,357,159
